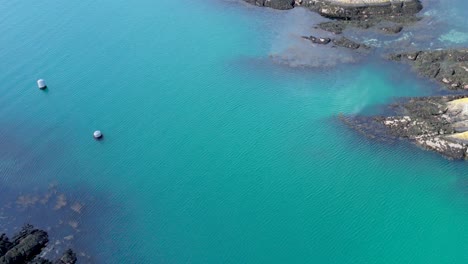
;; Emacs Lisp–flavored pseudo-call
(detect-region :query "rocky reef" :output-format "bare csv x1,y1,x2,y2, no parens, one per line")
244,0,295,10
0,225,76,264
389,49,468,90
341,48,468,159
244,0,422,17
298,0,422,20
302,35,369,49
245,0,422,34
342,95,468,160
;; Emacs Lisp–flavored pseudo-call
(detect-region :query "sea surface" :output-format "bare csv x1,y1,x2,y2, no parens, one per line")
0,0,468,263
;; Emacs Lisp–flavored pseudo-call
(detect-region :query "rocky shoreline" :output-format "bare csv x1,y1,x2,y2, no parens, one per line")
341,95,468,159
389,49,468,90
0,225,77,264
245,0,422,33
244,0,422,17
244,0,468,159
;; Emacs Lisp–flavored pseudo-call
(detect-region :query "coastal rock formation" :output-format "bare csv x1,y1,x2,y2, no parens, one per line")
342,96,468,159
245,0,423,36
0,225,77,264
302,35,331,44
245,0,468,160
244,0,294,10
244,0,422,19
302,35,369,50
332,36,366,49
389,49,468,90
299,0,422,20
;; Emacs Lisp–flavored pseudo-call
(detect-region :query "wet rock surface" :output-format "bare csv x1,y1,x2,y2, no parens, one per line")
244,0,422,19
389,49,468,90
342,96,468,160
244,0,294,10
301,35,331,44
332,37,366,49
0,225,76,264
245,0,422,34
298,0,422,20
302,35,368,50
316,15,420,35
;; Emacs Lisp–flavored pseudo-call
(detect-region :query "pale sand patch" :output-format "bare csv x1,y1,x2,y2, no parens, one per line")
448,98,468,105
449,131,468,140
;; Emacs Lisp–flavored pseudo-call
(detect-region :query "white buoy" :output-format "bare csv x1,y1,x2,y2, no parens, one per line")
93,130,103,139
37,79,47,89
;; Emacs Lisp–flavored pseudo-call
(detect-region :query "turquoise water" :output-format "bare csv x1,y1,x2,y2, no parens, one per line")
1,0,468,262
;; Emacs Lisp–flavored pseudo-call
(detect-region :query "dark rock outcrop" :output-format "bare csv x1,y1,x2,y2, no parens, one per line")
245,0,422,36
302,35,368,50
299,0,422,20
302,35,331,44
244,0,422,20
379,24,403,34
0,225,77,264
342,95,468,160
317,17,416,35
389,49,468,90
332,37,364,49
244,0,294,10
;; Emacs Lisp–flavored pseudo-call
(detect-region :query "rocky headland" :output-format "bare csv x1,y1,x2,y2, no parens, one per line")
342,95,468,159
343,48,468,159
0,225,76,264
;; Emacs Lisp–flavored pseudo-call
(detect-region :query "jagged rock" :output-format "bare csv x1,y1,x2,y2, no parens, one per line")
379,24,403,34
244,0,294,10
0,235,11,256
0,225,77,264
302,35,331,44
342,96,468,160
244,0,423,19
333,37,362,49
300,0,422,20
316,21,347,34
317,13,419,35
0,227,48,264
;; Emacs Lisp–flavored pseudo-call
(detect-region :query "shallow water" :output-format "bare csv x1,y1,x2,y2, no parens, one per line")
0,0,468,262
